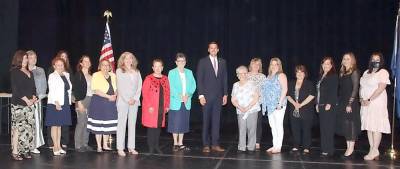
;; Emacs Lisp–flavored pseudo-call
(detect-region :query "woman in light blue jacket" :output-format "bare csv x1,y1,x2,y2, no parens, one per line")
167,53,196,151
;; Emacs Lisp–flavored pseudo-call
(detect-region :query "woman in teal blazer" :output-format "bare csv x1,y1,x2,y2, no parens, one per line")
167,53,196,151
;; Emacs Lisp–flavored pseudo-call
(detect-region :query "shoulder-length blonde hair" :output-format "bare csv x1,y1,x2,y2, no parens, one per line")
268,57,283,75
340,52,357,77
117,52,138,72
249,57,263,73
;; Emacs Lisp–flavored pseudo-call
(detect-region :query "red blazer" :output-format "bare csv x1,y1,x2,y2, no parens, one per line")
141,74,170,128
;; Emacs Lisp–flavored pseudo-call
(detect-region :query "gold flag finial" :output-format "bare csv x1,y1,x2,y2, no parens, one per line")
104,10,112,23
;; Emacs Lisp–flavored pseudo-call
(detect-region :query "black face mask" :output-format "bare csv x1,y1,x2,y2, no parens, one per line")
371,61,380,68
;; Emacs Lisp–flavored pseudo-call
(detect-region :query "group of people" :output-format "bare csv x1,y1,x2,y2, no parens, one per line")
9,42,391,162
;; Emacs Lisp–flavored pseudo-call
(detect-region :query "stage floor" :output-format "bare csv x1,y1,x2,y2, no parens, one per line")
0,131,399,169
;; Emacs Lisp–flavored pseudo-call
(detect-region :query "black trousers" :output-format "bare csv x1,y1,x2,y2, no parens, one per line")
256,111,263,143
318,105,336,154
147,128,161,151
202,97,222,146
290,115,312,149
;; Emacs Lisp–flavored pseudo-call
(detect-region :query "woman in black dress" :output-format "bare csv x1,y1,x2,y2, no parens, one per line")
287,65,315,154
336,52,360,158
10,50,37,160
316,57,338,157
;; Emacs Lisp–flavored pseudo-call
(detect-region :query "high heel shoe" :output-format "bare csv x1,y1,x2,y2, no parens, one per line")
11,153,23,161
364,154,379,161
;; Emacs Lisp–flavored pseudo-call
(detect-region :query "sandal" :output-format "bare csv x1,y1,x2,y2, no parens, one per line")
97,148,103,153
178,145,190,151
11,153,23,161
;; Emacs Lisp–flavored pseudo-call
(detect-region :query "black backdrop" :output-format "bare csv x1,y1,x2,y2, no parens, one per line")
0,0,398,123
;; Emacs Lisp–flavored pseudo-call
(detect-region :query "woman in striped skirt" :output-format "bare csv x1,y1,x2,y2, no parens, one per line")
87,60,118,152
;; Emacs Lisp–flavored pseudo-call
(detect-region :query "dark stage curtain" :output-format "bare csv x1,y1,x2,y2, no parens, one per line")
1,0,397,124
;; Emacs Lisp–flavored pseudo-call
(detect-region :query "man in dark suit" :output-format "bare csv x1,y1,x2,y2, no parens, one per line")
196,41,228,153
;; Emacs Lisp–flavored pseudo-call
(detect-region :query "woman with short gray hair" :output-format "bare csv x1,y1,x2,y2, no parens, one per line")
231,66,260,152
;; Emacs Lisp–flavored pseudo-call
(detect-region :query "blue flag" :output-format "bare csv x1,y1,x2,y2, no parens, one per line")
391,12,400,118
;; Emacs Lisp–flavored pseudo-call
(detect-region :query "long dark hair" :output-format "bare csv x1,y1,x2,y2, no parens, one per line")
319,56,336,76
11,50,27,71
367,52,385,73
76,55,92,74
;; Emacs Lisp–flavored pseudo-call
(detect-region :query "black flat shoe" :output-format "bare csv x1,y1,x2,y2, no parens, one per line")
342,153,354,159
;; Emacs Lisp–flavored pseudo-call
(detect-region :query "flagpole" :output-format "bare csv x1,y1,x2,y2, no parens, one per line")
387,2,400,160
103,9,114,149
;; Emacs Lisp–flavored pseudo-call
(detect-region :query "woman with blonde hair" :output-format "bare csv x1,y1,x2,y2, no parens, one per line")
261,57,288,154
116,52,142,156
336,52,360,158
247,58,266,150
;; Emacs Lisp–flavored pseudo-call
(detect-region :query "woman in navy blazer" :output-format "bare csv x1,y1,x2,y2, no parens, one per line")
167,53,196,151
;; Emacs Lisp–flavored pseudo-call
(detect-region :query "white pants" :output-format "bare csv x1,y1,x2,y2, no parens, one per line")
267,106,286,149
33,101,45,148
116,102,138,150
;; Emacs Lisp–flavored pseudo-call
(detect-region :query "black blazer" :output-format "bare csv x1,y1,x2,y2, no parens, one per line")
72,71,87,101
317,73,338,105
196,56,228,99
287,79,315,119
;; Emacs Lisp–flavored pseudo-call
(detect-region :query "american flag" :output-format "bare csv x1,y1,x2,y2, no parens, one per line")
100,22,115,72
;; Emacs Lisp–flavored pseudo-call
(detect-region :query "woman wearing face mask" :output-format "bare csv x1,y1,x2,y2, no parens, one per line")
359,52,391,161
336,53,361,158
316,57,338,157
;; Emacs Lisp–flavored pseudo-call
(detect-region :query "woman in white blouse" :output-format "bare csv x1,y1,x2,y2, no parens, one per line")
231,66,260,152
